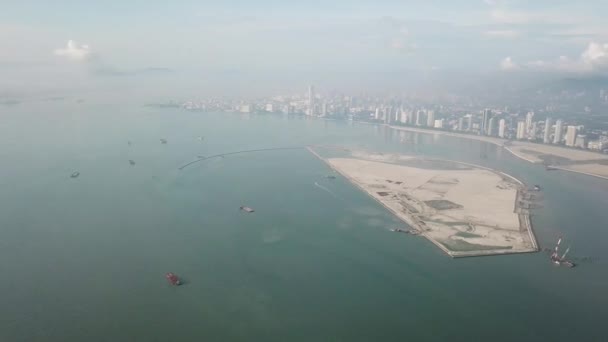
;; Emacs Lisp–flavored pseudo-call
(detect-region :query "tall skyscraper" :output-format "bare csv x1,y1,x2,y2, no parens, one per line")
307,85,315,116
416,110,424,126
374,108,380,120
553,119,563,144
516,121,526,140
426,110,435,127
530,122,538,140
400,110,408,124
467,115,473,131
543,118,552,143
487,117,496,136
565,125,578,146
498,119,506,138
525,111,535,133
482,109,492,134
457,117,464,131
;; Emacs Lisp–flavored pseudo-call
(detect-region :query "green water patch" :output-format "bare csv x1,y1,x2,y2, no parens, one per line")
424,200,463,210
454,232,482,238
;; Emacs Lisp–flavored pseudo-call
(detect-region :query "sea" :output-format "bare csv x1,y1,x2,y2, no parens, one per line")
1,101,607,341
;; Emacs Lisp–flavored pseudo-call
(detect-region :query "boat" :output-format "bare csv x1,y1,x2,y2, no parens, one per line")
533,184,542,191
165,272,181,286
326,175,337,179
550,237,576,268
70,171,80,178
160,138,167,144
240,206,255,213
129,160,136,166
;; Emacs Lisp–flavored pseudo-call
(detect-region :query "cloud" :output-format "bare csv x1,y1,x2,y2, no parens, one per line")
390,38,415,52
484,30,520,39
500,42,608,73
53,40,92,61
500,56,518,70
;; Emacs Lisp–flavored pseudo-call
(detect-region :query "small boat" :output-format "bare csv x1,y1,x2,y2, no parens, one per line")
70,172,80,178
240,206,255,213
533,184,542,191
160,138,167,144
326,175,337,179
129,160,136,166
165,272,181,286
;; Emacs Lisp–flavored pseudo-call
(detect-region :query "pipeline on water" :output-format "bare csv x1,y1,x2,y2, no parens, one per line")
178,147,306,170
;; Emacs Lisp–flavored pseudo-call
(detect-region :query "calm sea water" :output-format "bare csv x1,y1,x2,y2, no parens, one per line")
1,102,607,341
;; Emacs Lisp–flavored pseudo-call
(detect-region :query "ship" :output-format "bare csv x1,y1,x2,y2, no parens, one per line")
165,272,181,286
70,171,80,178
129,160,136,166
160,138,167,144
550,237,576,268
533,184,542,191
240,206,255,213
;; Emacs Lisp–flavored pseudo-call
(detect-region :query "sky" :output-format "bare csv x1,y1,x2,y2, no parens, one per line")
1,0,608,99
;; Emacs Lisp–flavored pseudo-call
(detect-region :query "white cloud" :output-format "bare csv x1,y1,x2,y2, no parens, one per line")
500,56,518,70
390,38,415,52
53,40,92,61
484,30,520,39
581,42,608,69
501,42,608,73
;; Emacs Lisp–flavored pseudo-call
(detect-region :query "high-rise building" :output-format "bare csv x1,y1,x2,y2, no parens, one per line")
400,110,408,124
307,85,315,116
434,119,444,129
482,109,492,134
530,122,537,140
565,126,578,146
516,121,526,140
416,110,424,126
553,119,563,144
543,118,552,143
321,102,327,117
498,119,506,138
467,115,473,131
457,117,464,131
525,111,535,135
574,134,587,148
487,117,496,136
426,110,435,127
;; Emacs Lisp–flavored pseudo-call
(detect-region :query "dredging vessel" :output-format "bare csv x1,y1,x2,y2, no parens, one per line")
550,237,575,268
165,272,181,286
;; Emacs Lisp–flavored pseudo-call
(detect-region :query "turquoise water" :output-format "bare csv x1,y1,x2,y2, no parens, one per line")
1,102,607,341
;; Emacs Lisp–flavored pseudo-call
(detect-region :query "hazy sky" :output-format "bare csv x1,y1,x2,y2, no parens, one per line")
1,0,607,98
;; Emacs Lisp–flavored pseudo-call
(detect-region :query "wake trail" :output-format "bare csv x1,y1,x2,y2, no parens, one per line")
314,181,341,199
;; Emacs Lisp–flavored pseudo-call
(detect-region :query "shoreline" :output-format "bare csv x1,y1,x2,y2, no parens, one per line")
385,124,608,182
307,146,538,258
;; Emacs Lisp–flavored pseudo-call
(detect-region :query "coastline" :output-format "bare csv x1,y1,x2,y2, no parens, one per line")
307,146,538,258
386,124,608,181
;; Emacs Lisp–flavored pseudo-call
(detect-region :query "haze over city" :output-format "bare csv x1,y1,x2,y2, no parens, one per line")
2,2,608,342
2,0,608,99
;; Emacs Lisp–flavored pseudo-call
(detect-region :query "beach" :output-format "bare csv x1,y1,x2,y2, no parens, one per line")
312,148,538,257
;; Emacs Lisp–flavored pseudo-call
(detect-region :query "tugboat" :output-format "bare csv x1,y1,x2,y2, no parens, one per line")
165,272,181,286
70,171,80,178
240,206,255,213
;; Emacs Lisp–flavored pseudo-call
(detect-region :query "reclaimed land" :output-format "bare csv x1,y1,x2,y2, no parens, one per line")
309,147,538,258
